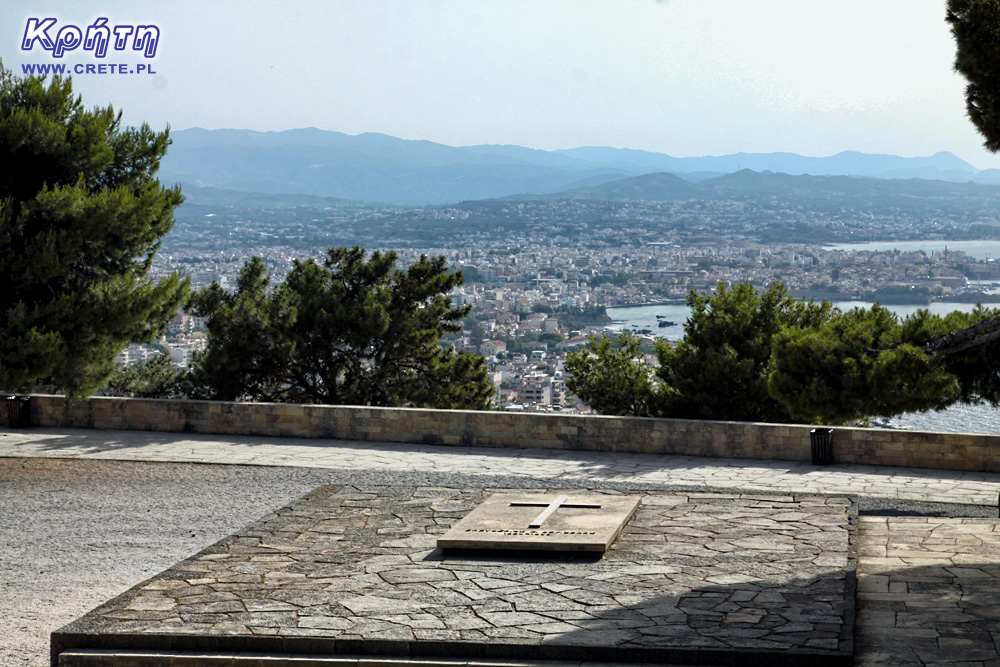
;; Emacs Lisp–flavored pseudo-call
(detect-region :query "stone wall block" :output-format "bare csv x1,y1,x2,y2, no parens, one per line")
19,394,1000,473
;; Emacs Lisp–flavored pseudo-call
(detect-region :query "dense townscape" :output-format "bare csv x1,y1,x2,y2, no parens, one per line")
126,193,1000,411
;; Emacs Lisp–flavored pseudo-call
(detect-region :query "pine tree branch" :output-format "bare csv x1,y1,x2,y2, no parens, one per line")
924,315,1000,355
930,323,1000,357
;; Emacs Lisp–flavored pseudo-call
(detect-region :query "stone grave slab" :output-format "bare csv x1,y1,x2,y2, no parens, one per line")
51,486,857,667
437,493,640,552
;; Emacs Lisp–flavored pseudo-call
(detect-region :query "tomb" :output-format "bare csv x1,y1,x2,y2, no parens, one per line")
437,493,640,552
52,486,856,666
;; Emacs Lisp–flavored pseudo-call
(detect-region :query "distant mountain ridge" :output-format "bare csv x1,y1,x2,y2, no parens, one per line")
160,127,997,205
553,146,979,180
517,168,1000,207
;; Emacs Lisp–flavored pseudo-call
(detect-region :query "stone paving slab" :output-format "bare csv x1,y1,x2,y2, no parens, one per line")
3,427,1000,505
437,494,640,552
52,486,856,667
855,516,1000,666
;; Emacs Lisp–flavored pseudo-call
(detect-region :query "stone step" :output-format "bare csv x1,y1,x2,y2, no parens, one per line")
56,649,702,667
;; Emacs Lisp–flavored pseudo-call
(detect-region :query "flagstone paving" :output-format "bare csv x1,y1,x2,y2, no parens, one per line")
2,427,999,505
855,516,1000,666
6,426,1000,665
52,486,856,666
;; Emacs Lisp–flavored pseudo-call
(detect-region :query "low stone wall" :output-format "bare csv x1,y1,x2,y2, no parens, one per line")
13,394,1000,472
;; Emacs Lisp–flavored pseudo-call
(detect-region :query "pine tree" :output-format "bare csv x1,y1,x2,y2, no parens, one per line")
189,247,495,410
567,283,830,422
102,353,187,399
566,282,1000,425
565,334,660,417
768,305,964,424
948,0,1000,151
0,66,188,395
657,282,830,422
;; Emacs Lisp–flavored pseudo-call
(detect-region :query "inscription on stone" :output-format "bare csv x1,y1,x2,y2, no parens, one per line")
437,493,640,553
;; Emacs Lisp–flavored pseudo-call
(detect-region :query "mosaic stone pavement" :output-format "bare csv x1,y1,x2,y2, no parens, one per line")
53,486,855,666
855,517,1000,666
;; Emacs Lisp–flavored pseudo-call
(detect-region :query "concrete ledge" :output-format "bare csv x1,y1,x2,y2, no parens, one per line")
14,394,1000,472
55,650,673,667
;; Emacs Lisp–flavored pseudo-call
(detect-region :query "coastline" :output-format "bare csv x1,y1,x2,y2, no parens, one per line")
610,299,687,307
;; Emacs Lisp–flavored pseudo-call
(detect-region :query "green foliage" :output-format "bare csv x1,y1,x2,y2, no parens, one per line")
656,282,831,422
565,334,660,417
465,317,487,347
459,265,486,283
948,0,1000,152
910,305,1000,406
769,303,1000,424
186,257,292,402
189,247,494,409
588,273,633,288
548,305,609,331
567,282,1000,425
102,353,186,399
567,283,831,421
0,66,188,395
769,306,960,424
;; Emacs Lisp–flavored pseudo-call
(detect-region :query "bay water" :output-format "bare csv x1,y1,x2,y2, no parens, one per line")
825,239,1000,260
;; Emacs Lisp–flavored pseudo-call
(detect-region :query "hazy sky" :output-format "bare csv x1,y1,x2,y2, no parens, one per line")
5,0,1000,169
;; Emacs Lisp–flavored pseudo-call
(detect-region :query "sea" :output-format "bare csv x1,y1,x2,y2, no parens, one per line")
606,300,1000,435
825,239,1000,260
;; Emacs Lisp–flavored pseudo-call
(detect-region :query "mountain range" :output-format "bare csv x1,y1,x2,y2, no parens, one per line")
159,127,1000,205
516,169,1000,211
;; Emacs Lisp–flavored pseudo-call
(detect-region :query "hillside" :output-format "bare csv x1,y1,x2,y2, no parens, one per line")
519,169,1000,209
159,128,989,205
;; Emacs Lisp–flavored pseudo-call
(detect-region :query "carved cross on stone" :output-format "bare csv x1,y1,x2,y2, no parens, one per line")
508,496,603,529
437,493,641,553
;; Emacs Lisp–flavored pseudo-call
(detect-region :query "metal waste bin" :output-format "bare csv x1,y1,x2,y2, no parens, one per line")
5,396,31,428
810,427,833,466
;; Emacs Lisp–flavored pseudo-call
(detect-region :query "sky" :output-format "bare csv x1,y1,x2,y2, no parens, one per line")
5,0,1000,169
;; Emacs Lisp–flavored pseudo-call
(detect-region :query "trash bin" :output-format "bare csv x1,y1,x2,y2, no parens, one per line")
810,427,833,466
5,396,31,428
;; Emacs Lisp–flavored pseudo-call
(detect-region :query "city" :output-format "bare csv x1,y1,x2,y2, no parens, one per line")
127,191,1000,412
8,2,1000,666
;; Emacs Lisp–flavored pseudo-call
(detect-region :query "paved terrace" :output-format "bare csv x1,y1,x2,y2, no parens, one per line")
53,487,858,666
2,427,1000,506
5,426,1000,667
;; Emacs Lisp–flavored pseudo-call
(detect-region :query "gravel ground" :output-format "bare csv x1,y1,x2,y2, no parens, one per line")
2,457,994,667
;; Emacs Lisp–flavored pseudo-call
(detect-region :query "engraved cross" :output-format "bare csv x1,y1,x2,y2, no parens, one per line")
509,495,603,529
